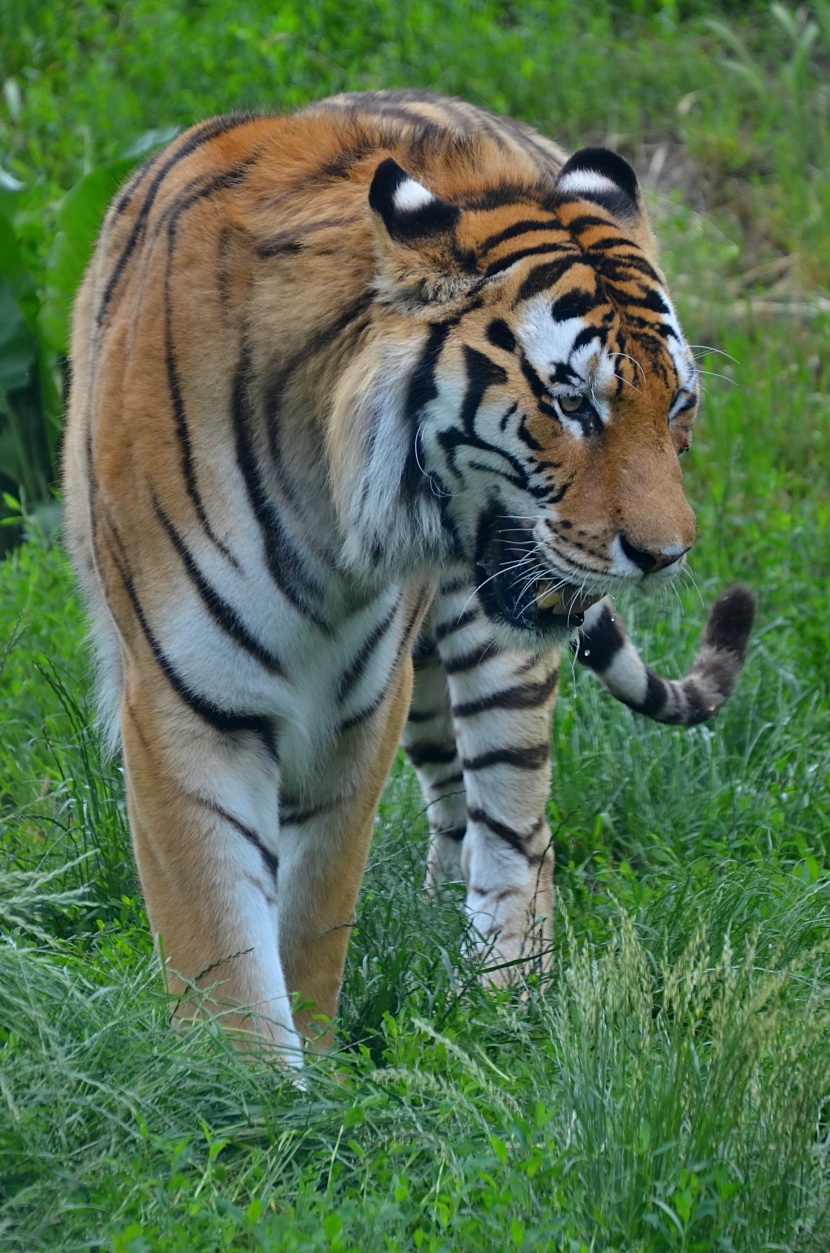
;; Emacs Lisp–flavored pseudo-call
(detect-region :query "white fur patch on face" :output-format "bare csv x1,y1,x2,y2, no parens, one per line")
517,296,613,430
666,322,697,397
393,176,435,213
668,389,695,421
557,169,620,199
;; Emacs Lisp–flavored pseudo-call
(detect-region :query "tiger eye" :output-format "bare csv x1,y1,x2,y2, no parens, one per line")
558,393,585,415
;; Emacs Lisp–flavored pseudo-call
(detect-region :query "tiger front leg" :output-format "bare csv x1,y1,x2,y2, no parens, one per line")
402,622,468,890
119,664,301,1062
276,654,415,1048
434,581,560,982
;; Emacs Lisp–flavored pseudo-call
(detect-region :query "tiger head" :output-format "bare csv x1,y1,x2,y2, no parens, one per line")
334,146,698,647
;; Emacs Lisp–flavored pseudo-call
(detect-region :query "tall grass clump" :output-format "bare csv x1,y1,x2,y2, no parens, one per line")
2,866,828,1251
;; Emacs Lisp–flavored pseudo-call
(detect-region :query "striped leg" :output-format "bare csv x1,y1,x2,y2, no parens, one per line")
277,657,415,1047
402,628,467,888
432,579,560,981
119,664,300,1061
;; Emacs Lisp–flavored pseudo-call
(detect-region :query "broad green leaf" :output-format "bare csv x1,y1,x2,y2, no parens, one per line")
40,157,136,356
122,126,180,160
0,167,24,193
0,279,36,400
0,207,37,314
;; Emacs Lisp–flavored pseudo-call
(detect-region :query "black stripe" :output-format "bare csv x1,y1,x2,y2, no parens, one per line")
406,743,459,769
583,235,645,257
406,707,440,723
485,240,573,279
411,635,440,665
265,294,374,529
207,800,278,880
281,801,331,826
113,150,163,217
560,212,620,235
459,186,540,212
256,215,360,257
399,320,455,499
433,607,478,641
230,340,332,632
570,605,623,673
98,114,257,327
598,253,663,284
438,575,469,595
152,494,285,676
467,806,544,865
460,345,507,434
516,255,580,303
431,771,464,790
338,592,428,733
486,319,517,354
451,670,558,717
108,534,277,757
469,883,522,903
479,218,561,256
436,424,530,491
462,742,549,771
441,825,467,843
339,695,387,734
520,355,561,421
640,669,668,717
609,288,670,316
337,599,401,703
570,326,606,362
516,415,543,451
162,169,254,566
442,642,498,674
551,289,598,322
488,110,565,172
670,679,710,725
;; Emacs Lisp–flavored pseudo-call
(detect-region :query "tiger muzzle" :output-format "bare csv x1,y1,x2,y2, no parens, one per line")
475,514,601,633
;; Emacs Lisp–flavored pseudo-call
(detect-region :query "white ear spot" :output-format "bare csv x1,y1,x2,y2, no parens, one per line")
393,177,436,213
557,169,620,198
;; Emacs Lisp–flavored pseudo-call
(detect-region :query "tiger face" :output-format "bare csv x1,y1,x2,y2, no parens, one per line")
363,147,699,647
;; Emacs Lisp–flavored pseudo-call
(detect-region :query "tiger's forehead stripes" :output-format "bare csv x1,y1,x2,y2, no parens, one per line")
462,199,698,414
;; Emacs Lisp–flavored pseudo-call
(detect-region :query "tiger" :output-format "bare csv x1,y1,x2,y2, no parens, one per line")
63,89,754,1063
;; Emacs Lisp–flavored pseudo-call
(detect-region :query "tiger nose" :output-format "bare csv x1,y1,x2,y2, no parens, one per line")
620,534,690,574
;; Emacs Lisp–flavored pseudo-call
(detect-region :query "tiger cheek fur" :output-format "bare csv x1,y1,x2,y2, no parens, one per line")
63,91,750,1064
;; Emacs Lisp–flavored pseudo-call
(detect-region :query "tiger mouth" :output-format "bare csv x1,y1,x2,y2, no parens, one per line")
475,516,601,632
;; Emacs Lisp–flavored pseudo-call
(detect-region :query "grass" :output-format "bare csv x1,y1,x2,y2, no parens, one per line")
2,1,830,1249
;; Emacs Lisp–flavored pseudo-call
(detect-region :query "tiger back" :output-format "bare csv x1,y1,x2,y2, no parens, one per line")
64,90,753,1062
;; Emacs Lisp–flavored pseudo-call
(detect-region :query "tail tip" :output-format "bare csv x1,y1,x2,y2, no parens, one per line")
703,584,756,659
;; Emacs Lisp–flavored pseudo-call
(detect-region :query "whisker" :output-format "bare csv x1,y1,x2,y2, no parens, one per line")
688,344,740,365
463,553,537,616
415,424,450,497
695,368,737,387
610,350,646,388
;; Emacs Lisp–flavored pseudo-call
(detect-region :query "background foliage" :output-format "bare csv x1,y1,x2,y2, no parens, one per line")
1,2,829,1250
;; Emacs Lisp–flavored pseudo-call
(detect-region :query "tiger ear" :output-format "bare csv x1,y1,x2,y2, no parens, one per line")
555,147,657,257
369,158,474,306
369,158,461,243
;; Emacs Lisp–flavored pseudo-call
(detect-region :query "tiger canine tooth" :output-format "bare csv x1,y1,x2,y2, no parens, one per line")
538,589,562,610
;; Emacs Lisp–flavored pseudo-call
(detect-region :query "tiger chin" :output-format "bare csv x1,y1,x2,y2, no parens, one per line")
63,89,754,1065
